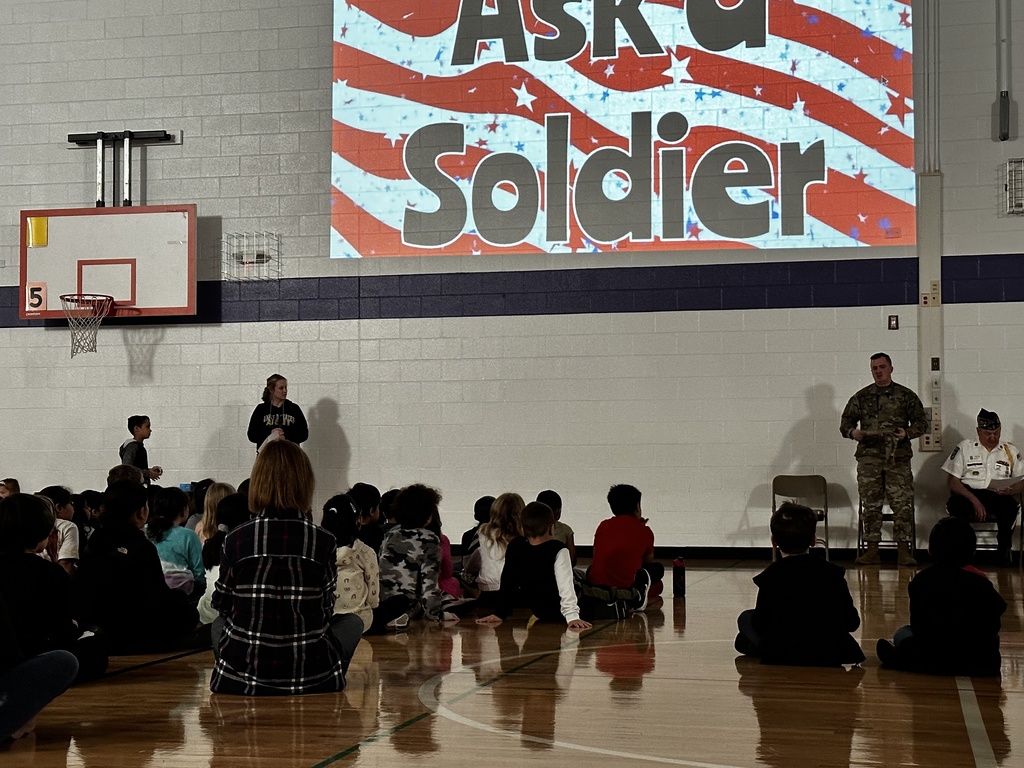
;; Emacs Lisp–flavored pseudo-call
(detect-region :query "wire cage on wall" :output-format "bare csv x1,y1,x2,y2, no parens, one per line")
1007,159,1024,215
222,232,282,282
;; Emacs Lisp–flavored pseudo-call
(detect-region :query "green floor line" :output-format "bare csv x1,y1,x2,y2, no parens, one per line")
99,648,209,680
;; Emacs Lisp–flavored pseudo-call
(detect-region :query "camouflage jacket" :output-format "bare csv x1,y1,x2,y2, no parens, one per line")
378,526,443,621
839,381,928,462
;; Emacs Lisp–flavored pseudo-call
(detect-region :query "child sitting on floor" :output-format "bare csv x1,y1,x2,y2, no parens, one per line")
0,591,79,742
194,481,236,543
876,516,1006,676
349,482,385,554
427,509,462,600
460,495,495,562
74,481,199,654
735,502,864,667
586,484,663,608
536,489,577,566
0,494,108,682
464,493,524,612
198,493,251,626
476,501,591,631
37,485,80,576
370,484,458,632
321,494,379,634
147,486,205,596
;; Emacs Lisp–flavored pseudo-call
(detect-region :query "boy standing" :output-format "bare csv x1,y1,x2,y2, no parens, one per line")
119,415,163,487
735,503,865,666
476,502,591,630
876,516,1006,676
587,484,663,602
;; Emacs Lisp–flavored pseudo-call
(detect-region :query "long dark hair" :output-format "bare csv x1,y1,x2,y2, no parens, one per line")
147,487,189,543
321,494,359,548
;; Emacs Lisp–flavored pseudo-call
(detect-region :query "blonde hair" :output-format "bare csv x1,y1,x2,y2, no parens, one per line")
248,441,315,515
479,492,524,547
198,481,236,539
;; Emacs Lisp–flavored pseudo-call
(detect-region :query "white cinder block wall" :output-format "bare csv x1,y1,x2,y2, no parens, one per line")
0,1,1021,548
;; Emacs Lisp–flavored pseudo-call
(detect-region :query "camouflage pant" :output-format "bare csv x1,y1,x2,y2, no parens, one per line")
857,459,915,542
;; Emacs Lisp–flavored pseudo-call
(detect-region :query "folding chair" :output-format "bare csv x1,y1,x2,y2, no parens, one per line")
967,492,1024,565
857,498,916,556
771,475,829,560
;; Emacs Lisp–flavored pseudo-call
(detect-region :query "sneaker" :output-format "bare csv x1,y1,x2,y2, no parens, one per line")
855,543,880,565
385,613,410,630
632,570,652,612
876,638,897,667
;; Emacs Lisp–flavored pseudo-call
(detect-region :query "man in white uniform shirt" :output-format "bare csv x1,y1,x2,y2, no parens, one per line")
941,409,1024,565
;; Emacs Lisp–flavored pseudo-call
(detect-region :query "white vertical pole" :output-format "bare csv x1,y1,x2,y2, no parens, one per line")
123,131,132,205
917,1,944,472
998,0,1011,140
95,136,104,207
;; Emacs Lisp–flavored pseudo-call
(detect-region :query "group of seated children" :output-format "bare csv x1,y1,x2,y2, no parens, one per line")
736,503,1007,675
319,482,662,636
3,452,1009,738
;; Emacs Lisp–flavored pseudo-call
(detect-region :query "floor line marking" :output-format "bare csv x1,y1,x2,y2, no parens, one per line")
309,621,621,768
98,648,208,680
955,676,998,768
418,632,746,768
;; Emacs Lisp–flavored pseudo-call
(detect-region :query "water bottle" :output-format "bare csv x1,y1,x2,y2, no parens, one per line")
672,555,686,598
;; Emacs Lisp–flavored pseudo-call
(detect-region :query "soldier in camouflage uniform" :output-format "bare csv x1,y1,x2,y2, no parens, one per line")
840,353,928,566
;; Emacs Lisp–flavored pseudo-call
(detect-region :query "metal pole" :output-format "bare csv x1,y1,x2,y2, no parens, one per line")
95,135,105,207
123,130,132,205
998,0,1011,140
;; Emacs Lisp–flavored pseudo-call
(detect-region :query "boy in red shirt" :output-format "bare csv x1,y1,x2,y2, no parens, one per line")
587,484,664,606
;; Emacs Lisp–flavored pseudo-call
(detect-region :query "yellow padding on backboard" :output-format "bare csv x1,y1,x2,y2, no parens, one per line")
27,217,48,247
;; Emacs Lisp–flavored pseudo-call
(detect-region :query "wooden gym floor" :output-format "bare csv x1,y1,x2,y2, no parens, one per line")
5,558,1023,768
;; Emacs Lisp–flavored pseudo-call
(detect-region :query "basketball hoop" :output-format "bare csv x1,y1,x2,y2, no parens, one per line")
60,294,113,357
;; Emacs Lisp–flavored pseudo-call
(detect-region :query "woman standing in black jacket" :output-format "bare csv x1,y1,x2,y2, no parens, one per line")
246,374,309,452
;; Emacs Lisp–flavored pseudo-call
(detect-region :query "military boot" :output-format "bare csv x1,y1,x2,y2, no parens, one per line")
897,543,917,567
855,543,880,565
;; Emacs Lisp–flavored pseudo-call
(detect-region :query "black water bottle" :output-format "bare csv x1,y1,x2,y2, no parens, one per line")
673,555,686,598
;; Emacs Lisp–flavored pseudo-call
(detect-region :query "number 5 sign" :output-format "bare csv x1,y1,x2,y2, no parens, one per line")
25,282,47,315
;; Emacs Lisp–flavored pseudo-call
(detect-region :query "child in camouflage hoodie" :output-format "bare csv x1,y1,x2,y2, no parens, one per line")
369,484,456,632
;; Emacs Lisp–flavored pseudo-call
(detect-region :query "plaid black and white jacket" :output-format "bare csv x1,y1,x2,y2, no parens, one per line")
211,508,345,695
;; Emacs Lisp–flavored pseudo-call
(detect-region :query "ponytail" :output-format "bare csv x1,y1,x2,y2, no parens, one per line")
262,373,286,403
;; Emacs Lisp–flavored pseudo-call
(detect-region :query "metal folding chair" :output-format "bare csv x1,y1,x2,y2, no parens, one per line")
857,498,916,555
771,475,829,560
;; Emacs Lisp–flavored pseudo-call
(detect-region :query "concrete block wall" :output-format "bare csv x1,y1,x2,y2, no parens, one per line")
0,0,1022,547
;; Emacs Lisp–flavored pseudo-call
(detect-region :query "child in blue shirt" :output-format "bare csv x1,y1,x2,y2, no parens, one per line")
147,487,205,596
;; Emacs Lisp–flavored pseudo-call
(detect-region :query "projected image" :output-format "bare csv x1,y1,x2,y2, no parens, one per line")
331,0,914,258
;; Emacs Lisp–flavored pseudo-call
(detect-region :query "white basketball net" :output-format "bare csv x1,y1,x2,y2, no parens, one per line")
60,294,113,357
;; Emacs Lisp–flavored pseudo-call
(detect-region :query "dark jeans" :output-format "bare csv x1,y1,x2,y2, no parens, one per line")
947,490,1020,550
0,650,79,740
735,609,761,656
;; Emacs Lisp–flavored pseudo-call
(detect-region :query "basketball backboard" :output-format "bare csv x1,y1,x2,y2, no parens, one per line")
19,204,197,319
